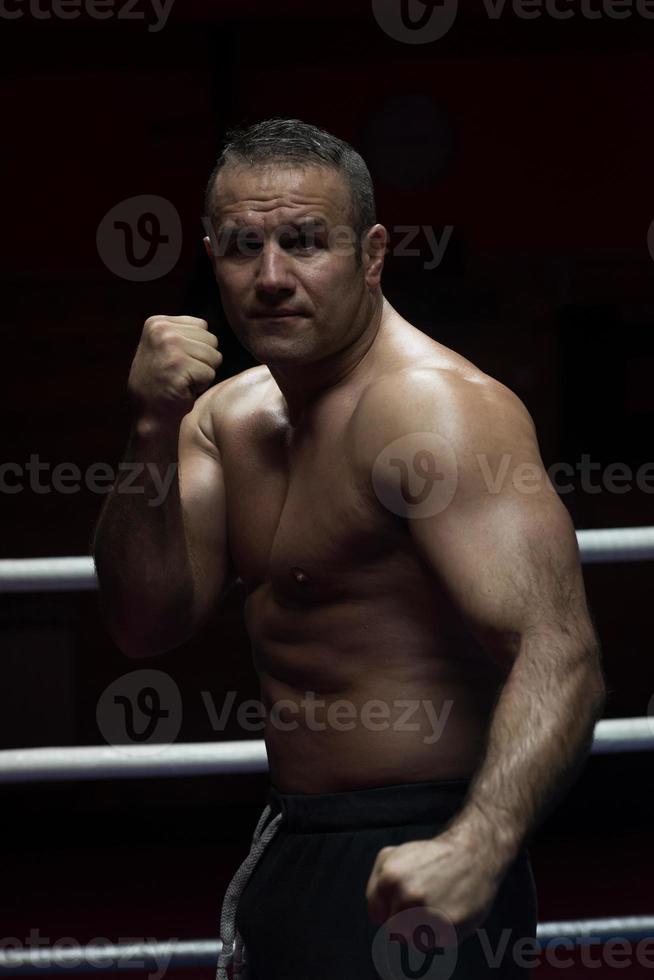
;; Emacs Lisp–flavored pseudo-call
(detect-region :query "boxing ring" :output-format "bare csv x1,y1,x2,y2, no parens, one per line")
0,525,652,975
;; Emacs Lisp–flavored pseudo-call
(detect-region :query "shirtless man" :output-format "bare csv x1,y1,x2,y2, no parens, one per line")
93,119,606,979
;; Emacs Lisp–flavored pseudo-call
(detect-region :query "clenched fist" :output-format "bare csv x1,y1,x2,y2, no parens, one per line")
128,315,223,422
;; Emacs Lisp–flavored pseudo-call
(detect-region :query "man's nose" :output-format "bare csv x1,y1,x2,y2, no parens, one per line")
255,243,294,296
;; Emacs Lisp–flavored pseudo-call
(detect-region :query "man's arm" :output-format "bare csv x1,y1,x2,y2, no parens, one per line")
363,368,605,930
92,315,230,657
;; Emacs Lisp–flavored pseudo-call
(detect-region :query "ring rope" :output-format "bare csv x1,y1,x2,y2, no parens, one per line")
0,718,650,785
1,919,653,975
1,526,654,593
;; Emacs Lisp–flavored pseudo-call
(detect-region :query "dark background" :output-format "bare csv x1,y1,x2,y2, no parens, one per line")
1,1,653,976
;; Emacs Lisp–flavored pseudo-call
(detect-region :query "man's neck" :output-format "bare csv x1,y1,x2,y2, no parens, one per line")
268,294,388,426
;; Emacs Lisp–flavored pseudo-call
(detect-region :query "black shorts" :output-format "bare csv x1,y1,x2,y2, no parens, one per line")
236,779,538,979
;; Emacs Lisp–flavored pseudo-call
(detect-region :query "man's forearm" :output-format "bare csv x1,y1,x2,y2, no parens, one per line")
92,417,195,655
446,632,606,873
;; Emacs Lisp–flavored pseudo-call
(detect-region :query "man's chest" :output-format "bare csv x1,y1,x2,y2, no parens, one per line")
219,414,397,599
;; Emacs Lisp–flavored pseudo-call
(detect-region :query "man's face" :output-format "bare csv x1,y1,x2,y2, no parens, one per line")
205,163,378,366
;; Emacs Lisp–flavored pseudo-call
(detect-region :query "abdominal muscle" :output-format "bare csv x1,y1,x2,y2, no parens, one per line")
245,584,504,793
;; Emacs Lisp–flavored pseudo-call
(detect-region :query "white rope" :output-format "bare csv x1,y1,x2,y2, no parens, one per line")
0,556,96,593
1,526,653,592
1,919,653,974
0,740,268,784
0,717,650,784
577,526,654,564
0,939,219,974
592,717,654,754
538,916,654,941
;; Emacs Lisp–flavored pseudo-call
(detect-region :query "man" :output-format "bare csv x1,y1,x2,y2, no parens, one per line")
93,118,605,979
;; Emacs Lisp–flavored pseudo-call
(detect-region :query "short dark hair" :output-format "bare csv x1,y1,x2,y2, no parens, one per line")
204,118,377,245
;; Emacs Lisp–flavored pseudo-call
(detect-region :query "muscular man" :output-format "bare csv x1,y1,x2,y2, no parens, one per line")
93,119,605,979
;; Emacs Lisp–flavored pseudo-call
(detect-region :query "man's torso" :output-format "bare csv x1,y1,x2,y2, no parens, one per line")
204,312,507,791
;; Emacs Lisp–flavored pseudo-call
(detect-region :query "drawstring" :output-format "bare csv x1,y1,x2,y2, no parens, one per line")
216,803,284,980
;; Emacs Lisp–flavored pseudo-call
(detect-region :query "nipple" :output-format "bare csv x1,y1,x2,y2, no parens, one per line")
291,566,310,584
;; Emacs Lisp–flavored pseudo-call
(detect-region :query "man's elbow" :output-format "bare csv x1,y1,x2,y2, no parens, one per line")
115,634,182,659
579,642,607,718
106,622,188,659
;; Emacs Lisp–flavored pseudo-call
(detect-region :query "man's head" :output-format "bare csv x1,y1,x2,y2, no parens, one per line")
204,118,377,256
202,118,387,368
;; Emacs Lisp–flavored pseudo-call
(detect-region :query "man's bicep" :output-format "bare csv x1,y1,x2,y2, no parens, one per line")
409,476,589,664
178,403,234,628
363,371,594,666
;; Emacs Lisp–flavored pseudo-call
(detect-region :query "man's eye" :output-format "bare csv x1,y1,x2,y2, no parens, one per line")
239,237,263,254
225,237,262,256
279,233,322,251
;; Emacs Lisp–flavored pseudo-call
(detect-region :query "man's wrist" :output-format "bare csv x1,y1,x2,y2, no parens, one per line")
439,801,524,877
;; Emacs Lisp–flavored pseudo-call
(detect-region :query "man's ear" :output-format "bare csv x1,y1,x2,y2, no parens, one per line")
363,224,388,288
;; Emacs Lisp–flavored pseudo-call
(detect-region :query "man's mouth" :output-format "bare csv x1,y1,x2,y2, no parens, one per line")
253,311,304,319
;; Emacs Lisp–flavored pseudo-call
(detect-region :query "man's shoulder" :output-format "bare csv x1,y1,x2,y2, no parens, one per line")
192,364,278,446
360,357,531,424
198,363,276,416
351,358,536,470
